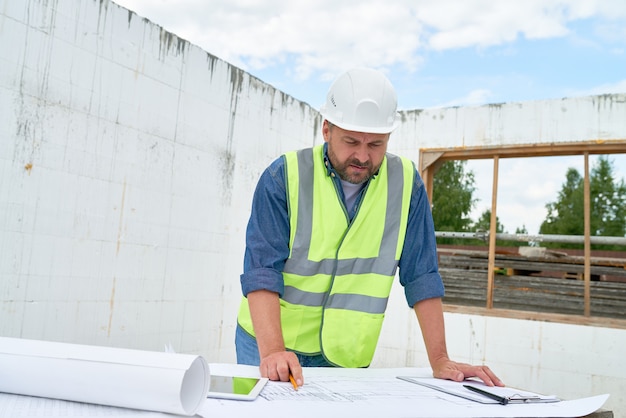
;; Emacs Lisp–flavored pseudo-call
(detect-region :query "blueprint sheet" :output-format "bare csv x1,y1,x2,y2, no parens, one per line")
199,365,609,418
0,363,608,418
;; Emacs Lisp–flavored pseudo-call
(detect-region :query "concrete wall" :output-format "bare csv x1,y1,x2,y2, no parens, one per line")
0,0,319,359
394,94,626,151
1,0,624,415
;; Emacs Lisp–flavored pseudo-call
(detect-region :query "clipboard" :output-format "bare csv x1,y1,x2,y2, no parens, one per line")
397,377,560,405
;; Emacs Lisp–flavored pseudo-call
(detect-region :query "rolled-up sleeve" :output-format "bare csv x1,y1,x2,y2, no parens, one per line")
240,157,290,297
399,168,445,307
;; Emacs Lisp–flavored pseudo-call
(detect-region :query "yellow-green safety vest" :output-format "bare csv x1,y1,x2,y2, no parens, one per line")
238,144,414,367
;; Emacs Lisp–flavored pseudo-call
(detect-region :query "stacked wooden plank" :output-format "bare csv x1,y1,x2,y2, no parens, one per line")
438,249,626,319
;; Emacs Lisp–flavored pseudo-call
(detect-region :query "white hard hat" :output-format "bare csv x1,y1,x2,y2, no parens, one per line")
320,68,400,134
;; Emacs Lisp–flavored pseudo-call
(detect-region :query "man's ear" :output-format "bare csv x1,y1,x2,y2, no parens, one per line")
322,120,330,143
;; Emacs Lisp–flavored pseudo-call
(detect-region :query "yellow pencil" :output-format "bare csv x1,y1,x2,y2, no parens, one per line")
289,374,298,391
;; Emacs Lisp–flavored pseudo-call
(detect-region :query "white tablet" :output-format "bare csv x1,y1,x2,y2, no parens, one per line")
206,375,269,401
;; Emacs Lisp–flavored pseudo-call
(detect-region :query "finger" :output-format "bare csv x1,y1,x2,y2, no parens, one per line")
470,366,498,387
482,366,505,387
449,370,465,382
268,366,281,381
276,361,292,382
275,353,303,384
477,370,494,386
260,357,281,381
286,356,303,386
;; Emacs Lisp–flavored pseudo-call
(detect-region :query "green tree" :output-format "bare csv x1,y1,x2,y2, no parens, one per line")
540,168,585,238
515,225,528,234
472,215,533,246
590,156,626,239
540,156,626,250
473,209,505,233
431,160,476,245
472,209,510,246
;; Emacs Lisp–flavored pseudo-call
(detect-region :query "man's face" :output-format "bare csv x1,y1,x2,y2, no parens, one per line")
323,121,390,184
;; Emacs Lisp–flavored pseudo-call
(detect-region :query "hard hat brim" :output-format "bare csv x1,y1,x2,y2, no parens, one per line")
322,114,401,134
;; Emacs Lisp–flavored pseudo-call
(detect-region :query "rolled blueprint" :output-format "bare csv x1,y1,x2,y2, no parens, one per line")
0,337,209,416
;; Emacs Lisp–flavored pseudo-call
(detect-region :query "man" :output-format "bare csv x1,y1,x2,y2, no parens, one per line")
235,68,503,389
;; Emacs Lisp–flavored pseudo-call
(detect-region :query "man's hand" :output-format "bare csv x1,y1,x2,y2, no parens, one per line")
431,358,504,387
259,350,303,386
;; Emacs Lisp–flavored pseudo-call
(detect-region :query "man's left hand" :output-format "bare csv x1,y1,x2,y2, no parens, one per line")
432,359,504,387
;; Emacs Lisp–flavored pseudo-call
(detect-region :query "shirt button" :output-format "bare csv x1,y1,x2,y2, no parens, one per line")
331,172,335,177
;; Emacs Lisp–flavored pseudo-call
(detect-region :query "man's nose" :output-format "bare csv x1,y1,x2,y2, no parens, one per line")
352,144,370,163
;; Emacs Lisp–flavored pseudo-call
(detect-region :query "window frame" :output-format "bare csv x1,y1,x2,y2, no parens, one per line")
419,140,626,328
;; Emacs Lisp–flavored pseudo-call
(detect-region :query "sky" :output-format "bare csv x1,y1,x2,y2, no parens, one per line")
112,0,626,235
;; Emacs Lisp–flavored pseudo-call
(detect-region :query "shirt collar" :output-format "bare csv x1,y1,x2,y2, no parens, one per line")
322,143,335,177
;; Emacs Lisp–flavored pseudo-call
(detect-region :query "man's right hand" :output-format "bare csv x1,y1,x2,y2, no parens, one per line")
260,350,303,387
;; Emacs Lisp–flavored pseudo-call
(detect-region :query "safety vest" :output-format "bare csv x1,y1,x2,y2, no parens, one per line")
238,144,414,367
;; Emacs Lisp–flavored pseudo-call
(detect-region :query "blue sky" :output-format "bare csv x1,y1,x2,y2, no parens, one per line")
113,0,626,235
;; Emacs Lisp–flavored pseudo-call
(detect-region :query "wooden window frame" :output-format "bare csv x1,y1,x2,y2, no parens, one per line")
419,140,626,328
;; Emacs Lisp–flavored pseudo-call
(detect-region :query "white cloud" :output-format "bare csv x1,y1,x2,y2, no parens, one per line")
115,0,424,77
114,0,626,84
413,0,576,50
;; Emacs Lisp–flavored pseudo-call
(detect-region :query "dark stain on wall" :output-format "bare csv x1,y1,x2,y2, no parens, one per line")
159,28,187,59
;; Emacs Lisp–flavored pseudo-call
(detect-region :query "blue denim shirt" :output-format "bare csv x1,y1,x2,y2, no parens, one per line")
240,144,444,308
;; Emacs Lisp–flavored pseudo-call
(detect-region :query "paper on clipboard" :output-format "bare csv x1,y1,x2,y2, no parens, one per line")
397,377,560,404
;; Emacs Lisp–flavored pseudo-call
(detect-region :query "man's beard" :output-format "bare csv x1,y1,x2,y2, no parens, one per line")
328,148,377,185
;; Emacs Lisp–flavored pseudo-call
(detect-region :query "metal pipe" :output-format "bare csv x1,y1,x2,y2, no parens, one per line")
434,231,626,246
